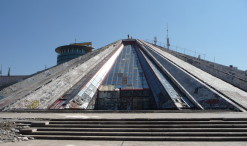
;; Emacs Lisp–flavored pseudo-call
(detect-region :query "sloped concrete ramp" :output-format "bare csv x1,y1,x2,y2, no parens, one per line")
0,41,122,110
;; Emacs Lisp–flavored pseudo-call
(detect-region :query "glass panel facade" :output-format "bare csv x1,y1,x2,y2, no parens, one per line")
72,45,124,109
141,44,196,108
135,46,176,109
102,45,148,89
139,48,192,108
69,43,187,110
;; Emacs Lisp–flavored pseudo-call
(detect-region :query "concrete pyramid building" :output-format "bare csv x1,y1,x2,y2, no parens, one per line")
0,39,247,111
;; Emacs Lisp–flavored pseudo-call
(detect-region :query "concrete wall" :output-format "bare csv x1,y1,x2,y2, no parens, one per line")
153,45,247,92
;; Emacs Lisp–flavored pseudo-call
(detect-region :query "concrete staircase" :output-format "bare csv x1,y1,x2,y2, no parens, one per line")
20,118,247,141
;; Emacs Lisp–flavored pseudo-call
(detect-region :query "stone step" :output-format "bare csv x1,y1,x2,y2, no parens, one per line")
23,135,247,141
15,121,34,124
19,118,247,141
42,124,247,128
16,123,31,126
50,118,247,121
31,127,247,132
48,121,247,124
29,131,247,137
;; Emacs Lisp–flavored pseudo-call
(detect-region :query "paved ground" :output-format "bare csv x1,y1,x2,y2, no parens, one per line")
1,112,247,119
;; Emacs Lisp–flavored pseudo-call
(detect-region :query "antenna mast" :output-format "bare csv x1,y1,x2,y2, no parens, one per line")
166,24,170,49
0,64,2,76
7,67,10,76
154,36,157,45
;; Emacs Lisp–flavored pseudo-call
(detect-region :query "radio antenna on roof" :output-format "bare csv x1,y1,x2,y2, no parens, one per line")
7,67,10,76
166,24,170,49
0,64,2,76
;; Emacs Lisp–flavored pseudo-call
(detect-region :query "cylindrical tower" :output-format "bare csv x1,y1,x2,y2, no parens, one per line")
55,42,93,64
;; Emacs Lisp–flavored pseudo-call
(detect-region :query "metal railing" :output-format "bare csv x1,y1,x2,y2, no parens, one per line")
145,39,216,63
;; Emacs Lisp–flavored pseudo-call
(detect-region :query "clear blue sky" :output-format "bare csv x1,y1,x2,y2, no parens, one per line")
0,0,247,75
